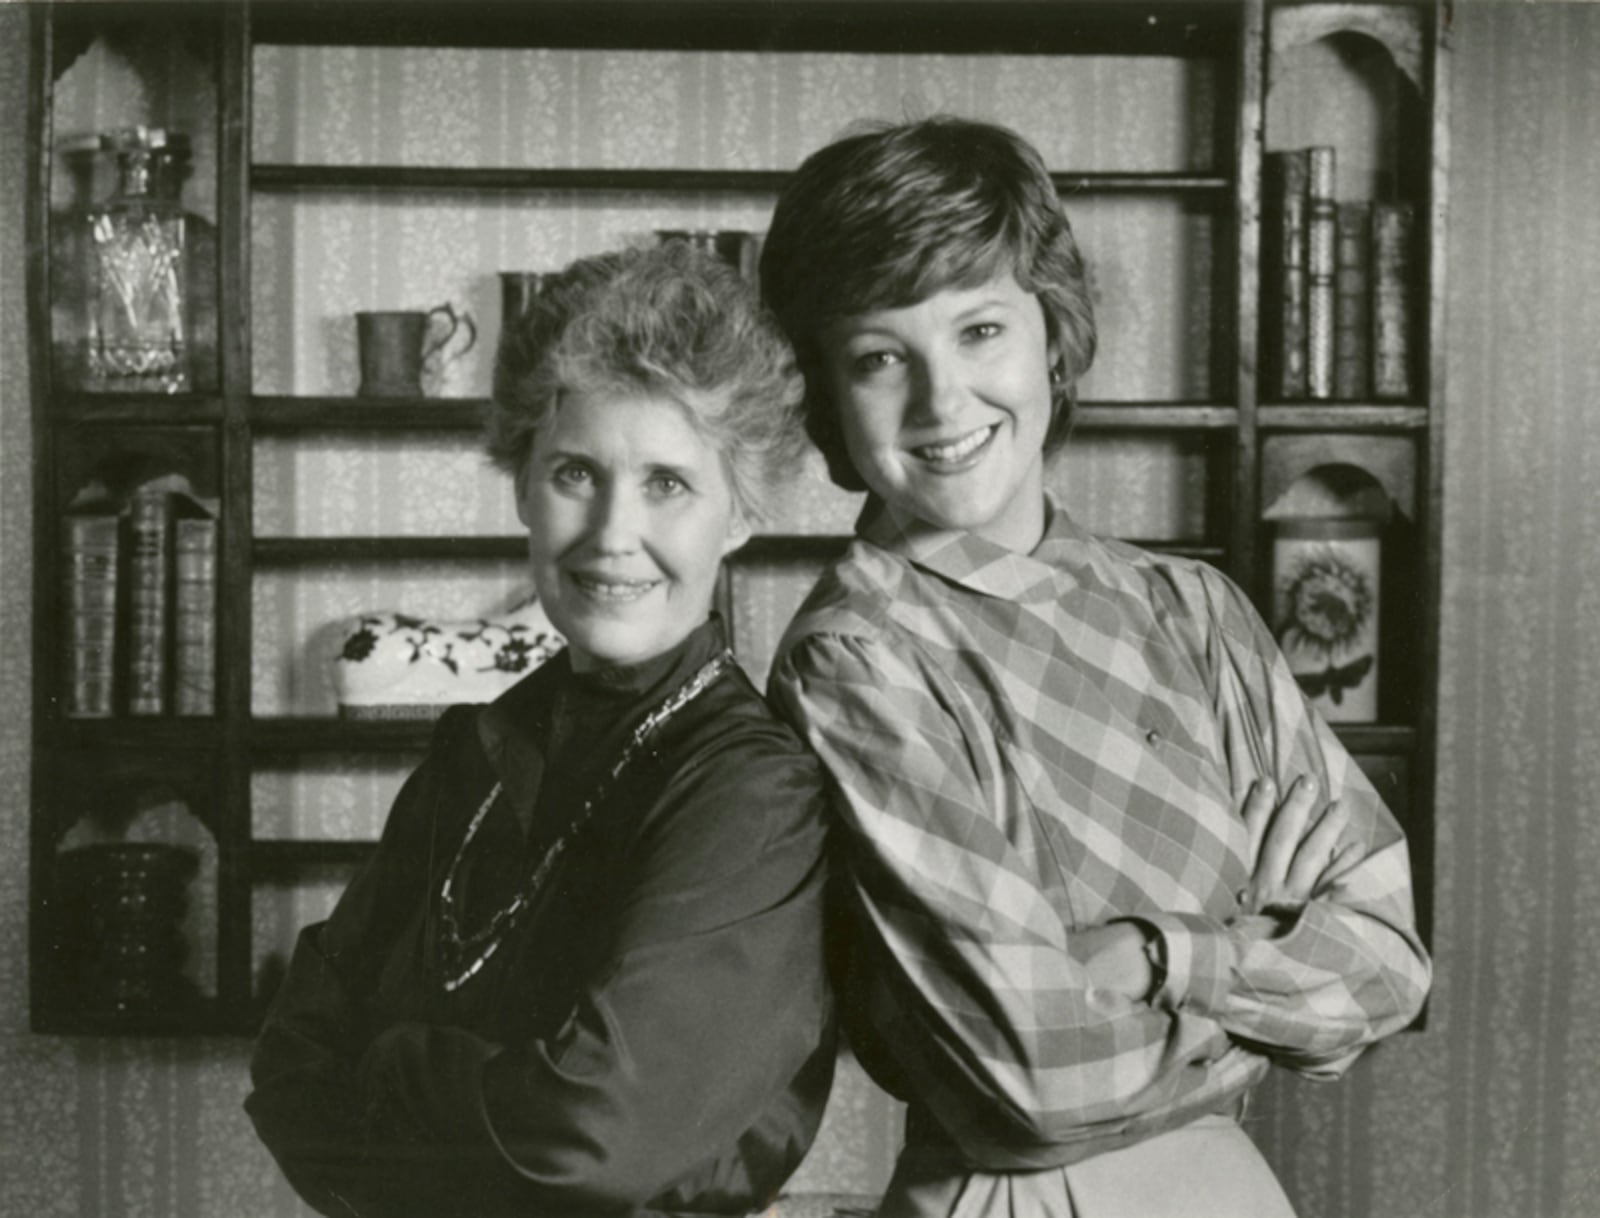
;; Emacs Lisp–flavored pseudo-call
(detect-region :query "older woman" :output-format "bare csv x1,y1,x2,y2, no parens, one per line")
759,116,1430,1217
247,242,835,1218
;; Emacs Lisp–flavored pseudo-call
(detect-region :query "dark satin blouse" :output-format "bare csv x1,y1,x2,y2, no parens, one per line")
246,619,836,1217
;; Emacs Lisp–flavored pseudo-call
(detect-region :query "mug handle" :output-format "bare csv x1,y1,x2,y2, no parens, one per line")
423,303,478,368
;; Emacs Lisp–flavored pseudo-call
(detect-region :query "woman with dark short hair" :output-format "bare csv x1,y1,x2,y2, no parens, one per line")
247,241,835,1218
760,116,1430,1218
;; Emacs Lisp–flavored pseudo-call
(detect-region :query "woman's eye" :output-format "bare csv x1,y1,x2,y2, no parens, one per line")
851,349,902,377
963,321,1003,343
553,462,594,489
647,472,687,497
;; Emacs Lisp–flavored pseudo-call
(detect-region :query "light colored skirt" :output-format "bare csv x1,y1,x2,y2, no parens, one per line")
877,1115,1296,1218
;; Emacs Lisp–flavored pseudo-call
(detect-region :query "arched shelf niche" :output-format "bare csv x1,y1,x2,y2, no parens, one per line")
1266,5,1428,203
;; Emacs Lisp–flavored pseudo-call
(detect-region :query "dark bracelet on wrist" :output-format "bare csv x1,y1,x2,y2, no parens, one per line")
1142,930,1168,1004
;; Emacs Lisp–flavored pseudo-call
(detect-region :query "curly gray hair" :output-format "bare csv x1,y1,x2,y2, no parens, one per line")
486,241,807,526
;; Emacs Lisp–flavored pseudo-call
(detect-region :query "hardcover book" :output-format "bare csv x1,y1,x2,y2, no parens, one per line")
62,512,120,718
173,510,218,716
126,490,172,716
1334,201,1373,401
1262,149,1311,400
1305,147,1338,400
1372,202,1416,400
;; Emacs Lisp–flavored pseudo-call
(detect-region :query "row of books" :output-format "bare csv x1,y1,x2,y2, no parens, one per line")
62,489,218,718
1262,146,1416,402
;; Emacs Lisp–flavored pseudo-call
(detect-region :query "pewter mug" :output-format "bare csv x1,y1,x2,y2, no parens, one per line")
356,303,476,397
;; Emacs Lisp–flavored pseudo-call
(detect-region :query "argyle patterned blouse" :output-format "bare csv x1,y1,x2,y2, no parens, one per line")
770,498,1431,1172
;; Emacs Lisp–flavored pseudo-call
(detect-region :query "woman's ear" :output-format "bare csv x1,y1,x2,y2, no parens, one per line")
722,505,753,557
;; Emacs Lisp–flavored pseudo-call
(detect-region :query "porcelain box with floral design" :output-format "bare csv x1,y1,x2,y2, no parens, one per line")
332,595,565,719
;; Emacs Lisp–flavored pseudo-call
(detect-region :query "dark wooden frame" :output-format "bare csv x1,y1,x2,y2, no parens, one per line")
26,0,1446,1035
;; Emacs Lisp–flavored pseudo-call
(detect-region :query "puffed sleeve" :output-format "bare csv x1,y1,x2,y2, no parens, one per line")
348,711,836,1213
1140,566,1432,1076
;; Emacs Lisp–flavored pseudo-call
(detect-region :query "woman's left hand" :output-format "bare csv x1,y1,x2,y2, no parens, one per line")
1238,777,1360,915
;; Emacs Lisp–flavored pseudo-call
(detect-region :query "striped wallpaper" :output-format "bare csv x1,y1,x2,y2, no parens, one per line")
2,3,1599,1215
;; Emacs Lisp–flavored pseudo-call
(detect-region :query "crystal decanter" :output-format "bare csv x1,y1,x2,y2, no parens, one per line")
84,127,190,393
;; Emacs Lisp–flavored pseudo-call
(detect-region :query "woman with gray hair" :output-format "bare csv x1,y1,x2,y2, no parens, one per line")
247,241,835,1218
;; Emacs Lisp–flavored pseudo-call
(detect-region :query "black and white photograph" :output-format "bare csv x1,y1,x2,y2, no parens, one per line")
0,2,1595,1216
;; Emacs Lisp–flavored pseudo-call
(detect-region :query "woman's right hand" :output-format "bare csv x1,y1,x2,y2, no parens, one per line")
1237,776,1359,915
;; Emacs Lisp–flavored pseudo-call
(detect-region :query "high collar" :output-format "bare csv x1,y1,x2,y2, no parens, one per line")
855,493,1092,604
475,616,729,827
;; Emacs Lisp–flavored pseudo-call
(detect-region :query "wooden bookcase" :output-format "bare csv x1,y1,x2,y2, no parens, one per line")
26,0,1447,1035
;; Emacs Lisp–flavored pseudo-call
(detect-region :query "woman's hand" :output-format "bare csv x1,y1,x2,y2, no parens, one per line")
1080,777,1360,1001
1238,776,1360,914
1079,922,1156,1002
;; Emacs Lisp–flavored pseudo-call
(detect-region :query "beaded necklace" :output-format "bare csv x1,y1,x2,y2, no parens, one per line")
435,648,733,993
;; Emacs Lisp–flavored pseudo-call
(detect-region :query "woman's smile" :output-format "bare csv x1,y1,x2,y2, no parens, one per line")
567,571,663,603
909,422,1000,469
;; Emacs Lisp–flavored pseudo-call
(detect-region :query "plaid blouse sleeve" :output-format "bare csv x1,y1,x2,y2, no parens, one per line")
771,629,1260,1167
1140,567,1432,1078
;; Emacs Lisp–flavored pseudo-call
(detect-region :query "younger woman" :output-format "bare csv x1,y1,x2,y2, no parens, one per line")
760,116,1431,1217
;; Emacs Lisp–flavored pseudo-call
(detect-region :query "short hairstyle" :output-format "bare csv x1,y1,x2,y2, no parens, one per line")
486,241,806,525
759,116,1098,492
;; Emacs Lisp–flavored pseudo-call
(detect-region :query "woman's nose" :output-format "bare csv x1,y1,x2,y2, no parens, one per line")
909,353,963,424
588,486,643,553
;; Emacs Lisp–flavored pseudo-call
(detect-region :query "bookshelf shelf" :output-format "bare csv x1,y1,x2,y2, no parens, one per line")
1332,723,1417,754
248,397,1242,433
1074,403,1240,431
55,395,228,424
248,0,1241,56
250,396,487,431
251,717,436,753
253,163,1232,197
253,535,525,563
1133,541,1229,563
25,0,1446,1035
1257,404,1429,431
